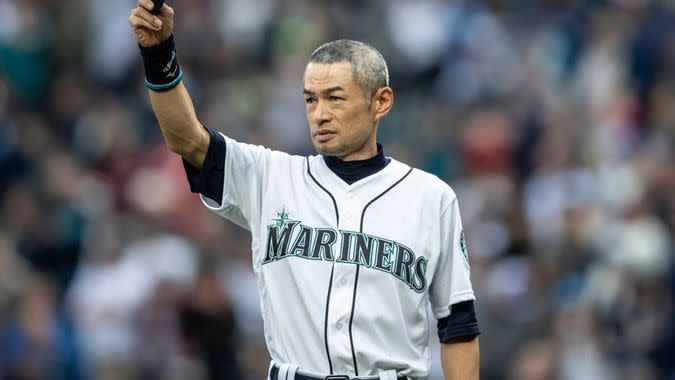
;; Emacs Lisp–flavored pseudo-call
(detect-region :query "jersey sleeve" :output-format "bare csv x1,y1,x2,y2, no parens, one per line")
183,128,272,232
429,195,476,320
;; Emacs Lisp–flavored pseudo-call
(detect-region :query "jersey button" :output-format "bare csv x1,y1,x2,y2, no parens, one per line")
336,322,343,330
345,192,353,199
339,278,347,286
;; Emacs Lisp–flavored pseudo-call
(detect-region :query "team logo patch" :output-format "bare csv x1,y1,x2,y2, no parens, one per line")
272,208,293,228
263,208,429,293
459,229,469,265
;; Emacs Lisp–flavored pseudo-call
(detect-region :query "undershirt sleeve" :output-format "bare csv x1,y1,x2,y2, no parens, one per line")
437,300,481,343
181,127,226,205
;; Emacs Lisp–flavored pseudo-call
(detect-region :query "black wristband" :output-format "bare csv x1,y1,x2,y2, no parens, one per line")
139,35,183,91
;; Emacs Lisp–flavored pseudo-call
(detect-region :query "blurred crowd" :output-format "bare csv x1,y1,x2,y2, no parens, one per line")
0,0,673,379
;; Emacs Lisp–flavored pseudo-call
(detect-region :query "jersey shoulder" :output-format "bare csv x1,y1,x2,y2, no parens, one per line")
223,133,308,165
392,158,458,208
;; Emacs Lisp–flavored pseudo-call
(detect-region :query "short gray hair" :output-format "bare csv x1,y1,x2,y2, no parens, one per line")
308,39,389,104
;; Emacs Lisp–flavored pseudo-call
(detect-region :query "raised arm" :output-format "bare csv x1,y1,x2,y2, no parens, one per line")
128,0,209,168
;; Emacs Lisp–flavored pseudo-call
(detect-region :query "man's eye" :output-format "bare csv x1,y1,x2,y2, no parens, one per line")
305,98,316,104
329,96,342,102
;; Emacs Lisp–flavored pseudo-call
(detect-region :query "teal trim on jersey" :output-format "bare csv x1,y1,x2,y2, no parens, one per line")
144,70,183,91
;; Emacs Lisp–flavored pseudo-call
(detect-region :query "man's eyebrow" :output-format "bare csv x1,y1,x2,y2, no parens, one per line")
322,86,345,94
303,86,346,96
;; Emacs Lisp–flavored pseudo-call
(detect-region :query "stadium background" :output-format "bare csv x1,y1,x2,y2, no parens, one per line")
0,0,673,379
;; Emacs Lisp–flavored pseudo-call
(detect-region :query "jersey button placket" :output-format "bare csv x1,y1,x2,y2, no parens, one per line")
342,197,358,225
331,194,361,371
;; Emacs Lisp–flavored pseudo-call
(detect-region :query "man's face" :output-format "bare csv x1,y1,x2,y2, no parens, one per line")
303,62,376,160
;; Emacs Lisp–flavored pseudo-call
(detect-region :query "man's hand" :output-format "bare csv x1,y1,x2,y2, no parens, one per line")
128,0,174,47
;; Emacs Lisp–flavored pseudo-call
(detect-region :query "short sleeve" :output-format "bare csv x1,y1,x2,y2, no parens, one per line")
429,196,476,319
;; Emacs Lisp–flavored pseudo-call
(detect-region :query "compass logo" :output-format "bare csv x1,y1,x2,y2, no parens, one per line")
459,229,469,267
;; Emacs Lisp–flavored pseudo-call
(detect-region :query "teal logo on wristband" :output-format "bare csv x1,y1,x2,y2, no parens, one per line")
163,51,176,73
165,65,178,78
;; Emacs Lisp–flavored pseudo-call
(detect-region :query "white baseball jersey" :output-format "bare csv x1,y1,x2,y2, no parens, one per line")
200,134,475,378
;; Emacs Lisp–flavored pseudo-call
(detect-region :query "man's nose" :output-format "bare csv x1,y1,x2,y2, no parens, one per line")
313,101,331,126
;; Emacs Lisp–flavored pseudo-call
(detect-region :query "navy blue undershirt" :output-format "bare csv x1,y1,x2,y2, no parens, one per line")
437,300,481,343
182,128,226,204
182,127,480,343
323,144,390,185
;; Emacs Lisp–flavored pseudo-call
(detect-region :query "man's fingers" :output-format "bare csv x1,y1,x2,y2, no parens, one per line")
131,7,162,29
158,4,174,18
129,14,160,32
138,0,154,12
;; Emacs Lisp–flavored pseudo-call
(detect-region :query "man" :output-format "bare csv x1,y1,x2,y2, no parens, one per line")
129,1,480,379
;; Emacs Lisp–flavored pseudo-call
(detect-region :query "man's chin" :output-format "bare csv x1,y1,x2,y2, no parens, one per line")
315,143,344,157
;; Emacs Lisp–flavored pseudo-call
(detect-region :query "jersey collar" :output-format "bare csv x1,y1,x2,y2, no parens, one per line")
322,143,390,185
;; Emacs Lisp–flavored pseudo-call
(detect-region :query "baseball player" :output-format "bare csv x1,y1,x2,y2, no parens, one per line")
129,1,480,379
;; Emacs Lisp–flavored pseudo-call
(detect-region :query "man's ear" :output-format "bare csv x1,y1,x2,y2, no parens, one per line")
373,86,394,122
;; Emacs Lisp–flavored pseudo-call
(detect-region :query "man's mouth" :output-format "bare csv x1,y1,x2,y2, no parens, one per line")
314,130,336,143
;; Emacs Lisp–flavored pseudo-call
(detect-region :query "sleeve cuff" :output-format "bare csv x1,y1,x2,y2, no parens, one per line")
437,300,481,343
182,127,226,204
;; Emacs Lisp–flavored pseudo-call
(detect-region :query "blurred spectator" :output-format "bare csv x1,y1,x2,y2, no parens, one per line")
0,0,55,104
66,217,154,379
508,336,558,380
0,274,84,380
0,232,29,326
179,265,242,380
